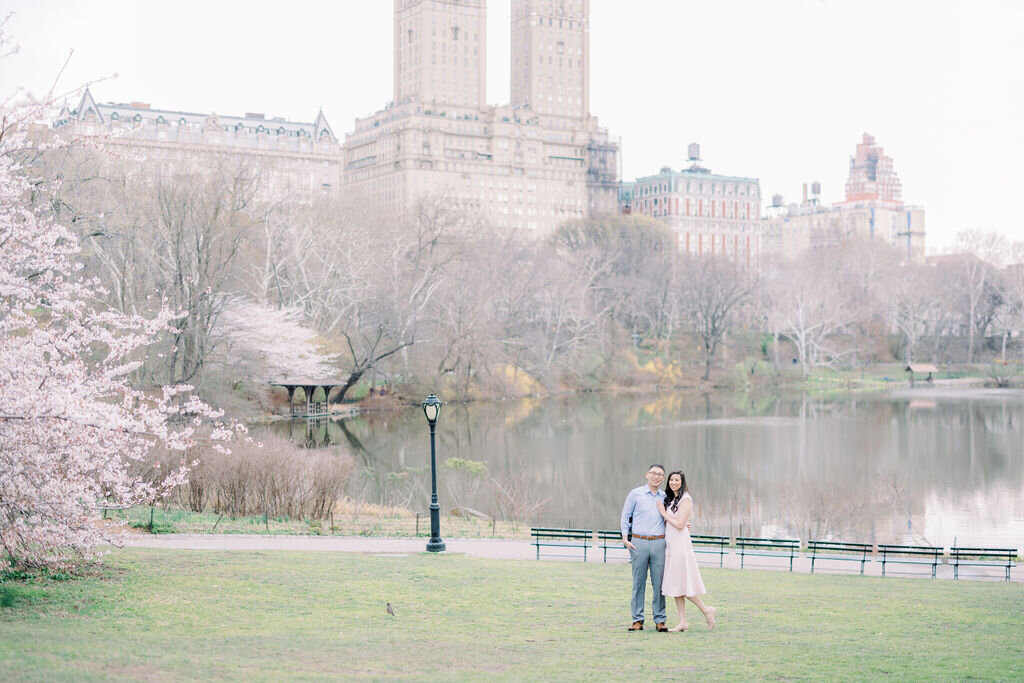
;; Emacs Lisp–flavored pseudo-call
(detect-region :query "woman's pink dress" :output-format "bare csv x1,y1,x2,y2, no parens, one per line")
661,492,706,598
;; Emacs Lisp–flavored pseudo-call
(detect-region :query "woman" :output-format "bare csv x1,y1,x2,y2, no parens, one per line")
657,471,716,632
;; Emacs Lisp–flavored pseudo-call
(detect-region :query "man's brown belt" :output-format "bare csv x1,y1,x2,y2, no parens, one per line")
633,534,665,540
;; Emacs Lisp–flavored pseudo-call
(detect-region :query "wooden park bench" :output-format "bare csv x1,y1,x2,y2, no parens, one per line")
530,527,592,561
878,544,943,578
691,534,730,567
737,537,800,571
951,546,1017,581
808,540,871,575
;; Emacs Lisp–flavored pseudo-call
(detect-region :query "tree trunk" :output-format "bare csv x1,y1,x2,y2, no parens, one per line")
335,370,365,404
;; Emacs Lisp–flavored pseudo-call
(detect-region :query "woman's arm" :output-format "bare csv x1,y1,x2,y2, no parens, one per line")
658,499,688,530
675,498,693,530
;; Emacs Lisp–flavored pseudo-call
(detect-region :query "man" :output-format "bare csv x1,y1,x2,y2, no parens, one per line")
621,464,667,632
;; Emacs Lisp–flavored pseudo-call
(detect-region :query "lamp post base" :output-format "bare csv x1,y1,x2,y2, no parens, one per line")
426,538,446,553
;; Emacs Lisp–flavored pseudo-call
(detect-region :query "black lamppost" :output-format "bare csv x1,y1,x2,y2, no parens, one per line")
422,393,446,552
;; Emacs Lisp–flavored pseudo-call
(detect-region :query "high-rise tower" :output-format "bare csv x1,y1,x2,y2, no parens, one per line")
394,0,487,108
761,133,925,262
843,132,902,205
345,0,617,230
510,0,589,118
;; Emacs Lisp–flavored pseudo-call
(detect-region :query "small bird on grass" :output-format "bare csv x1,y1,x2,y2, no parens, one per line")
386,602,396,617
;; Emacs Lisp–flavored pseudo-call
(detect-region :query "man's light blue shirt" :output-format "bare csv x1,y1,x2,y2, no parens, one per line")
620,485,666,539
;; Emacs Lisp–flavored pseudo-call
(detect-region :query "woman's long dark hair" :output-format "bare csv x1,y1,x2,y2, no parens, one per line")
663,471,687,512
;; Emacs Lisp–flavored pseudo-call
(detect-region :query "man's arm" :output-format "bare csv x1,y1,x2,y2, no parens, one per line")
620,490,636,550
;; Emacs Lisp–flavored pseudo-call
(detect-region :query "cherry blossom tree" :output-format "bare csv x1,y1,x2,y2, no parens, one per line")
0,47,239,571
213,297,339,382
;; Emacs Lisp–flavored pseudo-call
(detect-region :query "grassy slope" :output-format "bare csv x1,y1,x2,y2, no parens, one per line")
1,549,1022,680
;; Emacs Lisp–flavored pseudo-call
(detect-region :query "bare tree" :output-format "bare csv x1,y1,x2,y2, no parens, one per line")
765,253,853,378
889,263,942,363
834,239,901,365
55,153,262,390
949,230,1009,362
430,228,509,398
675,255,753,381
153,163,259,386
322,194,470,400
1002,242,1024,362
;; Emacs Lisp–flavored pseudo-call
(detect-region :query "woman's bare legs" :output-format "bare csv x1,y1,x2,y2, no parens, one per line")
667,596,688,631
686,595,716,630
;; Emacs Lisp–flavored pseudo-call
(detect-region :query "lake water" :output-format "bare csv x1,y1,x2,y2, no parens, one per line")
271,388,1024,549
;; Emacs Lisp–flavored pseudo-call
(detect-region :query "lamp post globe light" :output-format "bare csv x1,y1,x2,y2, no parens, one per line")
422,393,446,552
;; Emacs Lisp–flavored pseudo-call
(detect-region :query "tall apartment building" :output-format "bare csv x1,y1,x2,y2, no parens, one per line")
394,0,487,108
342,0,619,233
762,133,926,262
510,0,589,118
620,144,762,268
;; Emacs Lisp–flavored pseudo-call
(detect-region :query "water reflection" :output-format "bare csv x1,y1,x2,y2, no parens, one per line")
267,390,1024,548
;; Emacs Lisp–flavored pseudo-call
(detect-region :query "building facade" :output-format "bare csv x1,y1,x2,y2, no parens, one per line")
55,89,342,201
510,0,589,119
342,0,619,233
394,0,487,108
53,0,618,235
620,144,762,267
762,133,926,262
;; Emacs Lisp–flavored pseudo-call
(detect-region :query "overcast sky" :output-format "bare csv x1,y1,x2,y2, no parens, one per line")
5,0,1022,251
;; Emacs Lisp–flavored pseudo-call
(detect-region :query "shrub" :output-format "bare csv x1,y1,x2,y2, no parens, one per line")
166,431,354,520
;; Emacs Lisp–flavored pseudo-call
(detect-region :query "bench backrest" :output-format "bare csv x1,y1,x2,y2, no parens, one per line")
530,528,592,541
737,537,799,551
950,547,1017,560
596,529,623,541
691,534,729,547
809,540,870,554
878,544,942,558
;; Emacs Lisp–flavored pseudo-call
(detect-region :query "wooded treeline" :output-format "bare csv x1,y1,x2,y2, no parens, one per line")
40,150,1024,409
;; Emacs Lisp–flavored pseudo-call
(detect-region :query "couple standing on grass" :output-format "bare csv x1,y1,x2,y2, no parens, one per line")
621,463,716,633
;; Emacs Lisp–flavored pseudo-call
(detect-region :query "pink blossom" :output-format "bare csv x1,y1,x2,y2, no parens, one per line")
0,36,239,572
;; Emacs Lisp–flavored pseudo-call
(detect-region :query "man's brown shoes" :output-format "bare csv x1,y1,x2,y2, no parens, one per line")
628,621,670,632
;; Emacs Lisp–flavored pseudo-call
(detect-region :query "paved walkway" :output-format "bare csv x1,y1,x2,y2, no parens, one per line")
122,534,1020,583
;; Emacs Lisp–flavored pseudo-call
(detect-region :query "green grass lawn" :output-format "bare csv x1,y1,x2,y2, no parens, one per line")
1,549,1022,680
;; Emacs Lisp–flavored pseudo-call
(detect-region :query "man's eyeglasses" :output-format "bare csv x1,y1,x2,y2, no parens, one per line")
648,472,665,478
